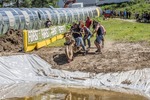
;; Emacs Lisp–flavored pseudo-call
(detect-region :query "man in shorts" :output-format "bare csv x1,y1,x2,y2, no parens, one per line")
93,23,106,53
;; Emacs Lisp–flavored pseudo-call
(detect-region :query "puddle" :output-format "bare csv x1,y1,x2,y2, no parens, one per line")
1,83,148,100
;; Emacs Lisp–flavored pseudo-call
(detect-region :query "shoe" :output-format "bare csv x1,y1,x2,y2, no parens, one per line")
95,49,100,52
83,51,86,56
95,50,102,54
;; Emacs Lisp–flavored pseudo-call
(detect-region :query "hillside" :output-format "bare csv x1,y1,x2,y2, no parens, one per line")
100,0,150,17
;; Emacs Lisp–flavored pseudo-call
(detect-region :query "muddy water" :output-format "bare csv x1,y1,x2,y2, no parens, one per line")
1,83,148,100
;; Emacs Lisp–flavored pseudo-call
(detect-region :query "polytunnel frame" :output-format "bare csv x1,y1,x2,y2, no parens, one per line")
64,10,72,24
12,8,25,30
61,10,68,24
7,8,20,30
0,10,10,34
41,8,57,26
56,10,66,25
21,8,33,30
69,9,75,23
53,10,61,25
0,13,3,35
28,9,40,30
32,8,47,28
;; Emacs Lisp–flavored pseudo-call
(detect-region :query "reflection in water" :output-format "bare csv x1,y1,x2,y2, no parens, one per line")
1,83,148,100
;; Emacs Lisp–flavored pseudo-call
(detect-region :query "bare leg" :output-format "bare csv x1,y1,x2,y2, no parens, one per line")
95,41,102,53
94,41,99,50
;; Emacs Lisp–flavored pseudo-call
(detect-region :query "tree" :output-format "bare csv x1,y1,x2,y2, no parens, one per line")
21,0,32,7
31,0,58,8
0,0,58,8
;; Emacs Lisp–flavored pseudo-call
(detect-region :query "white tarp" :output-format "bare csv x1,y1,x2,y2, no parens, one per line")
0,54,150,99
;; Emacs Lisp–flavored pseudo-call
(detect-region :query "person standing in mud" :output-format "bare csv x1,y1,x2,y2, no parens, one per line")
82,25,92,48
93,22,106,53
72,24,86,55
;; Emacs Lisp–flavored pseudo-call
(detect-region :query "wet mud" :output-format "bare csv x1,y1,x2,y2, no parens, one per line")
33,41,150,73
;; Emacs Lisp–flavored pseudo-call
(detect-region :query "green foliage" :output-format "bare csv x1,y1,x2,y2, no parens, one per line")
0,0,59,8
22,0,32,7
98,18,150,42
119,3,128,7
101,0,150,17
31,0,59,8
49,18,150,47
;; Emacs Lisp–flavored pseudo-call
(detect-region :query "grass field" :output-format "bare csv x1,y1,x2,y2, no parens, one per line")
49,18,150,47
100,1,150,18
100,18,150,42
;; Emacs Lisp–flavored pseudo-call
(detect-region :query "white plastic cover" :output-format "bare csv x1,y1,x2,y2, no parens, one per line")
0,54,149,99
5,11,15,28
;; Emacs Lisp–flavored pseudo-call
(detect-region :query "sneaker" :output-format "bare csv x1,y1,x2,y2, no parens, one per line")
95,50,102,54
95,49,100,52
83,51,86,56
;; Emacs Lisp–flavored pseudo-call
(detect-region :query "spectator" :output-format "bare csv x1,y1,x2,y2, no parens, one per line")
128,11,131,19
85,16,92,29
45,18,52,28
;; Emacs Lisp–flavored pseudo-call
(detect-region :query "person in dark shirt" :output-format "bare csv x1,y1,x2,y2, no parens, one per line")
72,24,86,54
45,18,52,28
93,23,106,53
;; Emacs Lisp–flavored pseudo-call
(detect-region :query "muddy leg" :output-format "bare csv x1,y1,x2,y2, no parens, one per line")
102,38,104,48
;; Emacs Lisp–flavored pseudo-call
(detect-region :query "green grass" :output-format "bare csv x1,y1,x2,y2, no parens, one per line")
49,18,150,47
49,38,65,47
100,1,150,18
101,19,150,42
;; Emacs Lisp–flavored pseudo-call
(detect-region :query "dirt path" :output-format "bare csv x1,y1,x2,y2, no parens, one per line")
0,30,150,73
115,18,136,23
32,41,150,73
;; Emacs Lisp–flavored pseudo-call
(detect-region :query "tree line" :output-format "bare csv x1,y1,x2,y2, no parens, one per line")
0,0,59,8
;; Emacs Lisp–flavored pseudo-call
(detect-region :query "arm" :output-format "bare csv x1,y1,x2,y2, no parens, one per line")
101,25,106,35
92,24,99,36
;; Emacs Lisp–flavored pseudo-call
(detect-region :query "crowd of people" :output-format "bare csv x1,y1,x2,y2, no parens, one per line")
103,9,150,23
103,9,132,19
64,16,106,59
135,12,150,23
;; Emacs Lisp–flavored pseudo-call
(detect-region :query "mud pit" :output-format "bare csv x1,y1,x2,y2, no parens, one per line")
0,30,23,52
33,41,150,73
0,30,150,73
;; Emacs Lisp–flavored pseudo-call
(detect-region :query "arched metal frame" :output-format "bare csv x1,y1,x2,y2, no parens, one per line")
0,7,101,34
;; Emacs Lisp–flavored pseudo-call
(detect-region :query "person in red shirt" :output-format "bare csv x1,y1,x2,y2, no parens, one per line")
85,16,92,29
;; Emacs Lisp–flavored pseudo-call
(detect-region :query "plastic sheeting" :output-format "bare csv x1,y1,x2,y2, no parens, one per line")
0,54,150,99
